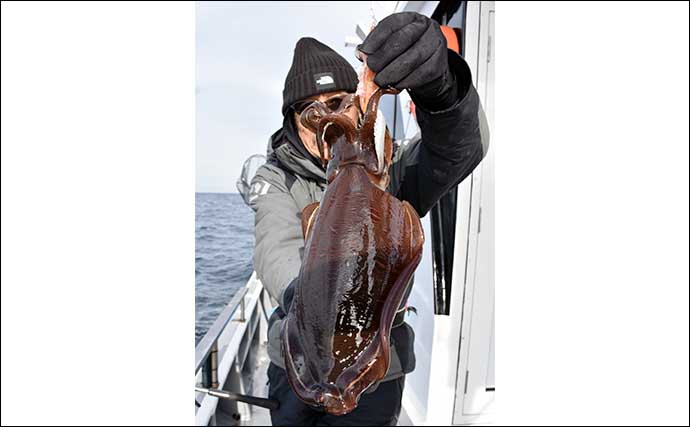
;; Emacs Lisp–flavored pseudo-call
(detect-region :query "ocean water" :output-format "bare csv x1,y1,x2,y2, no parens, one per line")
195,193,255,343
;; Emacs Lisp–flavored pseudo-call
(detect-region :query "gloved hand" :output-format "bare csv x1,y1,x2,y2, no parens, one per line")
357,12,459,111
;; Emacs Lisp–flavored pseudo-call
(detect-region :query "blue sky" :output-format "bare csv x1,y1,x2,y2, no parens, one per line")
196,1,374,193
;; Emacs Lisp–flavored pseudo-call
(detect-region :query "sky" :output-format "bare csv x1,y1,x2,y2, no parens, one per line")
196,1,378,193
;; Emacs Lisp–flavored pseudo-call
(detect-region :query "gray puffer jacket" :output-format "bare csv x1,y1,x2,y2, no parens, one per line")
249,51,489,383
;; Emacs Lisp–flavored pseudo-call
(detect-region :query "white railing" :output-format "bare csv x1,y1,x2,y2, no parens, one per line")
194,273,273,426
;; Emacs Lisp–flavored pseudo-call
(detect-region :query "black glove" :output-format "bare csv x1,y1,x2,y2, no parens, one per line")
358,12,458,111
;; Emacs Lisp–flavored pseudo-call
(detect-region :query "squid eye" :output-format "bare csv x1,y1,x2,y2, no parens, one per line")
300,106,322,132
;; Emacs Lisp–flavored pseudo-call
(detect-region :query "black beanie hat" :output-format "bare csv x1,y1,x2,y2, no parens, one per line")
282,37,358,116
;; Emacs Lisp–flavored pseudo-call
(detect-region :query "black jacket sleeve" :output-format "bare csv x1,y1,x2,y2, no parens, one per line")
388,50,490,217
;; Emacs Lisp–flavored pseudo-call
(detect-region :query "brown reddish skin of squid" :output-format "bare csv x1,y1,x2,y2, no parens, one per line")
281,66,425,416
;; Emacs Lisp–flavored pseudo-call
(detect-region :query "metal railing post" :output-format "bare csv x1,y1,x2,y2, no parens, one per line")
240,296,246,322
196,287,249,373
202,341,219,389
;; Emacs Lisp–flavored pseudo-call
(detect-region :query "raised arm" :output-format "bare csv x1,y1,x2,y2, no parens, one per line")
389,51,489,216
357,11,489,216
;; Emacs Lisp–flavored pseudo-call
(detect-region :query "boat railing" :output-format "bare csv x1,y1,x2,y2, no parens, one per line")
195,273,276,426
195,286,249,387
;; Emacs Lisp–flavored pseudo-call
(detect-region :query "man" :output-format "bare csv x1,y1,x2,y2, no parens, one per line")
249,12,489,426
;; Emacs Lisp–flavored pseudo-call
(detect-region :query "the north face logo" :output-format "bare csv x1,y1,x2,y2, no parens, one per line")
316,75,334,86
314,72,336,89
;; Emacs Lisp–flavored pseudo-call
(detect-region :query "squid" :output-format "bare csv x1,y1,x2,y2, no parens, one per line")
282,54,425,416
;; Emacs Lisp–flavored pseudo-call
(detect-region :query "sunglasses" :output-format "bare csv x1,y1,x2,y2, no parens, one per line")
291,93,355,115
